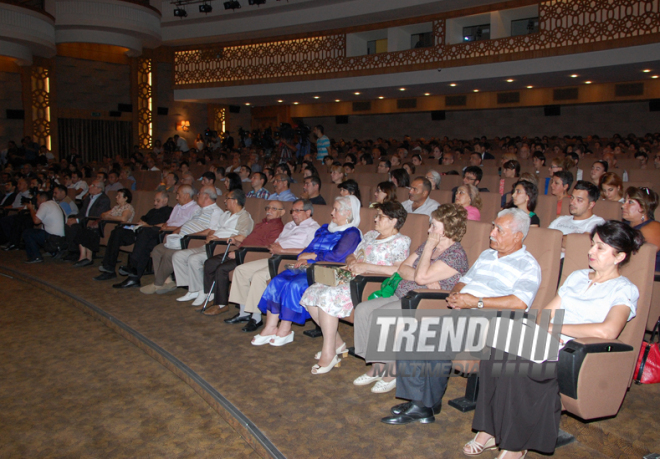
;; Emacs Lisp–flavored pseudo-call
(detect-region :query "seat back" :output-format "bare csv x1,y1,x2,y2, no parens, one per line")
429,190,452,204
438,175,462,191
559,233,590,285
399,213,431,254
462,220,491,266
524,227,563,310
535,194,558,228
649,280,660,332
560,198,622,221
479,192,502,224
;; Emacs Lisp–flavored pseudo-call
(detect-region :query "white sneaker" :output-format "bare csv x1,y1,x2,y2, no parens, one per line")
176,291,199,302
371,379,396,394
192,292,213,306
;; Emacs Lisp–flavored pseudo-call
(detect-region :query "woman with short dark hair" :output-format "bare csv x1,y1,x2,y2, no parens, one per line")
622,186,660,270
505,180,540,226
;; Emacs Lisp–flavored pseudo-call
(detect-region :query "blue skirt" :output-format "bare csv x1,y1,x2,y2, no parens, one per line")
257,269,311,325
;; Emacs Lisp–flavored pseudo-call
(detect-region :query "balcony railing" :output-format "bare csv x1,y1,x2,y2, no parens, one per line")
2,0,45,10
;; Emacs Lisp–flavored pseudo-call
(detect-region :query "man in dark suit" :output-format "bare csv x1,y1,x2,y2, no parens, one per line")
62,179,111,261
0,180,17,208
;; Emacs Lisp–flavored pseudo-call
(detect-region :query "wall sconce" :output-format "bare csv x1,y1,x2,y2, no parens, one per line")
177,120,190,132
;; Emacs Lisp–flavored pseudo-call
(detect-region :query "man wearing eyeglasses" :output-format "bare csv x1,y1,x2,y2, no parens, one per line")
226,198,320,331
268,173,296,202
302,176,326,205
199,200,287,316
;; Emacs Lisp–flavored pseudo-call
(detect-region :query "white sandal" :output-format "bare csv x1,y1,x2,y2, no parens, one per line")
251,334,275,346
353,373,383,386
315,343,348,360
311,355,341,375
463,433,497,456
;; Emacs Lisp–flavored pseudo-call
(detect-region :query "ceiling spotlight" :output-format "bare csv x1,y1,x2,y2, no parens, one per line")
399,88,406,91
473,89,479,92
173,7,187,17
643,69,652,73
224,1,240,10
293,102,299,105
245,102,250,105
378,96,384,99
449,83,457,87
313,96,320,99
199,2,212,13
335,99,340,102
248,0,265,5
527,85,533,89
584,81,592,84
653,75,659,79
277,100,283,103
354,92,360,95
506,79,514,82
424,93,430,96
570,74,578,78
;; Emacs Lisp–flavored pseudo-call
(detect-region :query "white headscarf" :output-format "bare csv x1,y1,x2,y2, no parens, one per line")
328,195,361,233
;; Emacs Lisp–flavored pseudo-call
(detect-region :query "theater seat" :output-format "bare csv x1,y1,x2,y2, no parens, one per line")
558,243,656,420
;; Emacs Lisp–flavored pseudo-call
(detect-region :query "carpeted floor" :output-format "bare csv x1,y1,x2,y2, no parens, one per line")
0,273,257,458
1,248,658,458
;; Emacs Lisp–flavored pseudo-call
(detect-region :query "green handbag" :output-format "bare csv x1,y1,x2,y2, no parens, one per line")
368,272,402,300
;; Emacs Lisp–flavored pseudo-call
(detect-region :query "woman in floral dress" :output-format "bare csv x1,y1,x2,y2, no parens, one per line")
301,201,410,374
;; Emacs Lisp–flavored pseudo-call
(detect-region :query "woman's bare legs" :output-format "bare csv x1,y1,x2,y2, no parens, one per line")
365,362,396,382
78,245,92,262
259,310,279,337
317,309,345,366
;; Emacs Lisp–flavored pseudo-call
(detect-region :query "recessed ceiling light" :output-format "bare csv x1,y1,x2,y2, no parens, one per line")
584,81,592,84
526,85,533,89
313,96,320,99
449,83,457,87
506,79,514,82
570,74,578,78
277,100,283,103
424,93,430,96
354,92,360,95
378,96,384,99
399,88,406,91
643,69,652,73
293,102,299,105
473,89,479,92
245,102,250,106
653,75,660,79
335,99,340,102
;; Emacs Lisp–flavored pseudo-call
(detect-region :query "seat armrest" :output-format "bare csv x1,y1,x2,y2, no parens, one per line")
158,230,173,244
401,289,451,310
557,338,633,399
98,219,126,238
268,254,298,278
181,234,207,250
350,275,389,307
204,238,231,258
235,246,270,265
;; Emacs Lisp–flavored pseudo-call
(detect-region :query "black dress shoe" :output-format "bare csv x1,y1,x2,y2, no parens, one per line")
118,265,132,276
94,272,117,281
113,277,141,288
3,243,17,251
73,259,94,268
224,313,251,324
242,319,263,332
381,402,435,425
391,400,442,416
24,257,44,264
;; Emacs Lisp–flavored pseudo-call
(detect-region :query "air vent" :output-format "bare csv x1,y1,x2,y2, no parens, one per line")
445,95,467,107
615,83,644,97
352,101,371,112
497,92,520,104
397,98,417,109
553,88,578,101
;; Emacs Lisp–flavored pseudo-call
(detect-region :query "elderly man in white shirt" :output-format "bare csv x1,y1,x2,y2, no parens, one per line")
448,208,541,311
401,177,441,218
171,188,254,298
226,198,321,332
68,171,89,200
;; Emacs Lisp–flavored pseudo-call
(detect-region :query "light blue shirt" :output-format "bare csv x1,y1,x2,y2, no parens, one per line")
269,189,296,202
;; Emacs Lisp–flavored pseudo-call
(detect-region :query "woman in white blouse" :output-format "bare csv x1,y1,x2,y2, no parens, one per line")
464,220,642,459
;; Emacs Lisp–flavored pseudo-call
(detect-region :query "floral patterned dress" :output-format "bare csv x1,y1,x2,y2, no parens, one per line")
300,230,411,318
110,203,135,222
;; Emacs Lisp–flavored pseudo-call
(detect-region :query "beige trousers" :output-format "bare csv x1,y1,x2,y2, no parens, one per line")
228,258,271,313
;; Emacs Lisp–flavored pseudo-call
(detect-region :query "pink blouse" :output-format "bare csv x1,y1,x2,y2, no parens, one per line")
465,205,481,221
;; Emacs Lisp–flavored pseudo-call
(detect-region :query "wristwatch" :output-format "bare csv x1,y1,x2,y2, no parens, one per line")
477,298,484,309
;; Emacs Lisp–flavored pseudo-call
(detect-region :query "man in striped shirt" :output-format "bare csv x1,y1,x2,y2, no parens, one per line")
313,125,330,161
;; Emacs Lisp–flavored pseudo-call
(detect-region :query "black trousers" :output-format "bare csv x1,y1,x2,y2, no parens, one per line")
395,360,452,408
203,255,237,305
128,227,161,279
64,223,82,253
0,213,33,246
101,226,137,271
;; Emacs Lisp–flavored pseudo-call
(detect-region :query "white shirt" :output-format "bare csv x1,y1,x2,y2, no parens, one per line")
176,137,189,152
556,269,638,344
69,180,88,200
276,218,321,249
401,197,441,217
36,200,65,237
459,246,542,310
548,214,605,236
179,204,219,235
167,201,200,227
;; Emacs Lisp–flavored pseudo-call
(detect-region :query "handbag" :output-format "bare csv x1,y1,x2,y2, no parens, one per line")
368,272,402,300
313,265,354,287
634,318,660,384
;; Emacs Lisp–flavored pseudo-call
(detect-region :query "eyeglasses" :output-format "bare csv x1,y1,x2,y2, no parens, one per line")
265,206,284,211
290,209,306,214
224,197,236,201
374,213,392,220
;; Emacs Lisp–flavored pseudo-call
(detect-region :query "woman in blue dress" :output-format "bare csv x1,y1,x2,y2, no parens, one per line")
252,195,362,347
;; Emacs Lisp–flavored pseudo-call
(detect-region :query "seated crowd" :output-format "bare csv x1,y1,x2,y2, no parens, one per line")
2,129,660,458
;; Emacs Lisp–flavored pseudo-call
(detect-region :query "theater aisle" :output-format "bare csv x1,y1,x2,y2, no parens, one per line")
0,273,257,458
